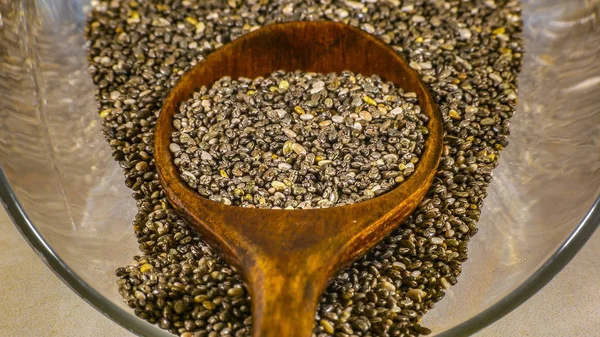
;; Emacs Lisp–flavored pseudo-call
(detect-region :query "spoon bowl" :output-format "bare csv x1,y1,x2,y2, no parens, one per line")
155,21,443,337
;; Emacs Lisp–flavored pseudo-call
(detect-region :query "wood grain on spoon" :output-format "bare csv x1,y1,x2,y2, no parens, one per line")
155,21,443,337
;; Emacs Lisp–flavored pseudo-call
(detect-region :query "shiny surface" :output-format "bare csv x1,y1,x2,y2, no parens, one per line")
0,0,599,336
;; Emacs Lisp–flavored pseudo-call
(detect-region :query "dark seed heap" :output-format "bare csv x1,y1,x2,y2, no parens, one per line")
85,0,522,336
171,71,428,208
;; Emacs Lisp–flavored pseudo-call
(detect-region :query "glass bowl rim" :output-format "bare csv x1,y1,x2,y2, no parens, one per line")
1,168,599,336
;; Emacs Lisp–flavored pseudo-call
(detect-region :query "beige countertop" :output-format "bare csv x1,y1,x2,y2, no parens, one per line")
1,206,598,337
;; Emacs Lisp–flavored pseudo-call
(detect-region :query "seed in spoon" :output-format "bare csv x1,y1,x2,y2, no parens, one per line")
170,70,428,209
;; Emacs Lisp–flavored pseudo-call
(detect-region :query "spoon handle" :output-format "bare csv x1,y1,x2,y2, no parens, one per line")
247,255,328,337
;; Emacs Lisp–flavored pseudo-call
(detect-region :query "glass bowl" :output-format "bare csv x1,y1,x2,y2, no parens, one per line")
1,0,599,336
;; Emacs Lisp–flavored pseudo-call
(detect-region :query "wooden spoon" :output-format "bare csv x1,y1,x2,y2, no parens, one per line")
155,21,442,337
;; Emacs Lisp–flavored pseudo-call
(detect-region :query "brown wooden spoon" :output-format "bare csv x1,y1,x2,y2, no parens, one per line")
155,21,442,337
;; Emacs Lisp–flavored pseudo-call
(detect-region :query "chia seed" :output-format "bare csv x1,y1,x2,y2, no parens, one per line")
85,0,523,336
170,70,428,209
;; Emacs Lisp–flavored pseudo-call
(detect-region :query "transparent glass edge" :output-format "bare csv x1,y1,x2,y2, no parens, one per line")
1,160,600,336
0,167,172,337
438,195,600,336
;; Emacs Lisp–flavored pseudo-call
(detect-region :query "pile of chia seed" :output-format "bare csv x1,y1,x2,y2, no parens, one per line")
85,0,522,336
171,71,428,208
